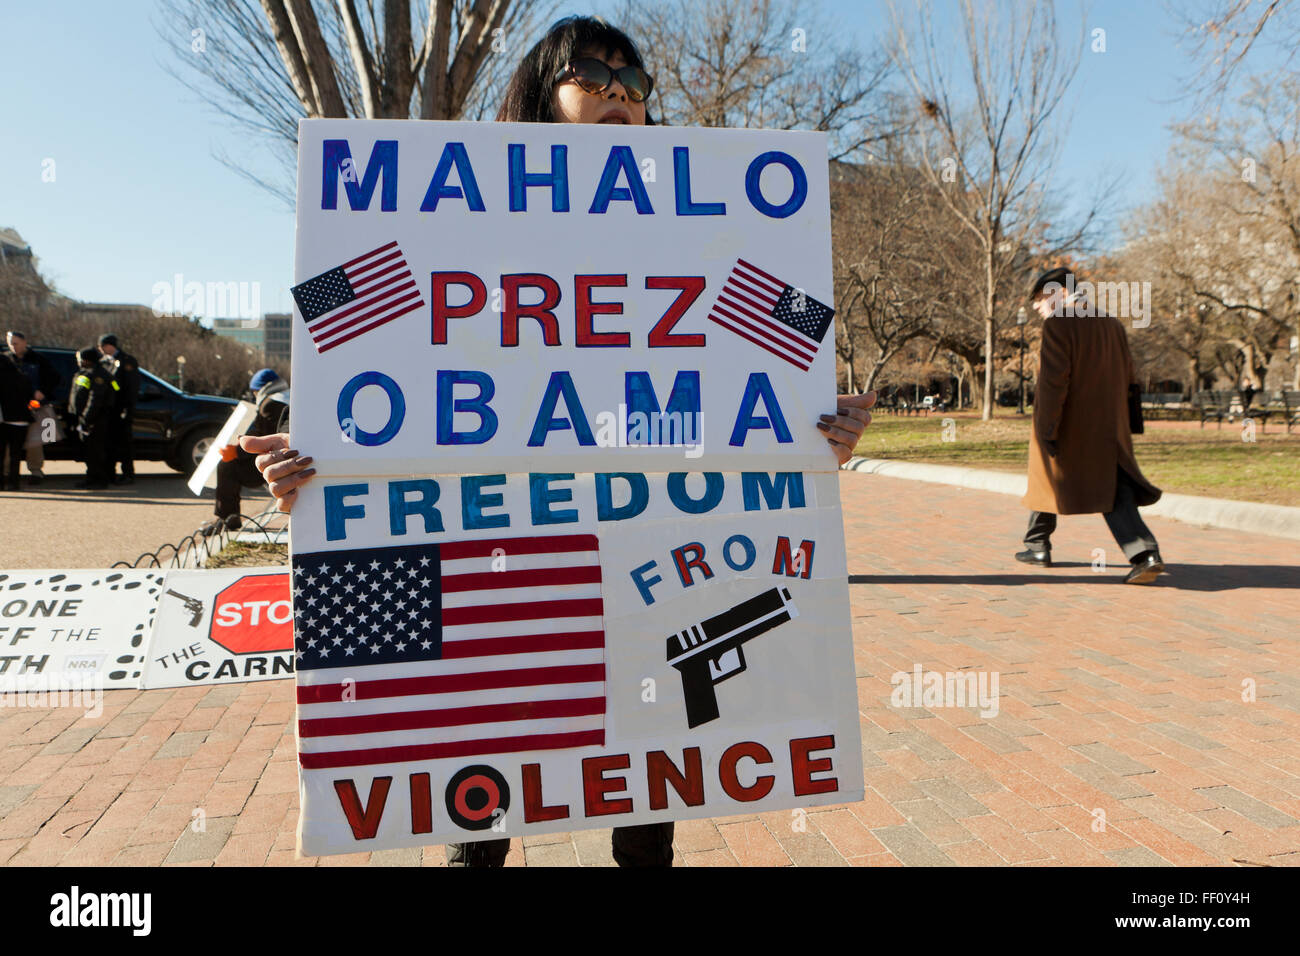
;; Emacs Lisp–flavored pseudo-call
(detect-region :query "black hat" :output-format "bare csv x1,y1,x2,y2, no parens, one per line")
78,347,100,364
1028,267,1072,302
98,333,118,347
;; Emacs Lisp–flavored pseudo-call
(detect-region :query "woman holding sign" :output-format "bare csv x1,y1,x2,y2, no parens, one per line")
245,15,875,868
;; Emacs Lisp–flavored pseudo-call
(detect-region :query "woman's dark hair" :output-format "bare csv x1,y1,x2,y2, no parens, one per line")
496,15,655,124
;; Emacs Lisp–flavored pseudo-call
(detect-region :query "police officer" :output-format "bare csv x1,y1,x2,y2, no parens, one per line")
69,347,119,489
203,368,290,535
98,333,139,485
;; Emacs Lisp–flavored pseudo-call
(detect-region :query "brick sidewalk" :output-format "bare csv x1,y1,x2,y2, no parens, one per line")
2,472,1298,866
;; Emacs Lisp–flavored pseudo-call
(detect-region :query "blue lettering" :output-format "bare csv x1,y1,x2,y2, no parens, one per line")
324,483,369,541
530,473,579,525
722,534,757,571
729,373,792,446
745,150,807,219
674,147,725,215
322,140,398,211
508,144,570,212
461,474,510,530
388,479,443,536
666,472,725,514
436,370,498,445
631,560,663,606
338,371,405,446
528,371,596,446
595,473,649,521
420,142,485,212
589,145,654,214
741,472,806,510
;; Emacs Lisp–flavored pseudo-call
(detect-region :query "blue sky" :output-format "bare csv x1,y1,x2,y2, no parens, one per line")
0,0,1274,318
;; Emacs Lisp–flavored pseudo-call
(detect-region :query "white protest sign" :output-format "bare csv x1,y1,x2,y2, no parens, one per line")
0,570,164,691
288,120,861,856
144,568,294,688
289,472,860,855
289,120,839,477
188,401,258,494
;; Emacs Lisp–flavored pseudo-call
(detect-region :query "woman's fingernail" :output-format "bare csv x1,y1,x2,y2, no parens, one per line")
295,456,313,466
819,414,835,422
301,468,317,478
837,408,848,415
816,422,829,431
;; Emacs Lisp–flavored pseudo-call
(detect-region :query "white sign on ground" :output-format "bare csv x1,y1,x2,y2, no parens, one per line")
0,570,164,691
288,120,860,856
144,568,294,688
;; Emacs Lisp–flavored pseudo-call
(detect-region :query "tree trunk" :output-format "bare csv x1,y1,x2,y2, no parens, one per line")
983,254,995,421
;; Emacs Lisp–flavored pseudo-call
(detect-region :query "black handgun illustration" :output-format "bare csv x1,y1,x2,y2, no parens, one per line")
666,586,798,728
166,589,204,627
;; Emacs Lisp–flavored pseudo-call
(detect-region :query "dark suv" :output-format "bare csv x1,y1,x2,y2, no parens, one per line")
18,347,238,473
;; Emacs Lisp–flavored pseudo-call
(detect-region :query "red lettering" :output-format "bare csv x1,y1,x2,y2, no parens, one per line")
522,763,570,823
431,271,486,344
501,273,561,346
333,776,393,840
646,748,705,810
575,275,630,347
410,772,432,834
582,753,633,816
790,735,838,796
772,537,814,579
719,742,774,802
646,276,706,347
671,542,713,587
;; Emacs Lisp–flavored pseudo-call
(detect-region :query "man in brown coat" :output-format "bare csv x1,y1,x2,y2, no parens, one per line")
1016,267,1166,584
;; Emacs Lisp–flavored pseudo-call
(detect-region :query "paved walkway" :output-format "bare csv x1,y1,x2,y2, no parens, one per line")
0,461,271,568
2,472,1298,866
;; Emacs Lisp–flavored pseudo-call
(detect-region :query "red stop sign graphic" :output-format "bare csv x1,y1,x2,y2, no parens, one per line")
209,573,294,654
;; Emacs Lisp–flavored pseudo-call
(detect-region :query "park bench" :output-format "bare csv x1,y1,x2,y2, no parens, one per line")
1269,390,1300,434
1196,390,1231,429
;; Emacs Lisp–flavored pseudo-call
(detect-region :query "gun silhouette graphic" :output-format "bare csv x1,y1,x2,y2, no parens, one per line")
667,586,798,729
166,589,204,628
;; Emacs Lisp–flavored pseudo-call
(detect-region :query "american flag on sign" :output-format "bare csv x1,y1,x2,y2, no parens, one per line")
291,536,605,770
707,258,835,371
291,241,425,353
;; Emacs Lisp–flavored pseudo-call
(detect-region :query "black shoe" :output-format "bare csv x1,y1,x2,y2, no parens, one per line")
1124,552,1165,584
26,474,42,485
75,481,108,490
1015,549,1052,567
113,476,135,486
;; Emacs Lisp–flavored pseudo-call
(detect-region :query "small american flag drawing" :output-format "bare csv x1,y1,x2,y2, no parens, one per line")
291,535,606,770
707,258,835,371
291,240,425,353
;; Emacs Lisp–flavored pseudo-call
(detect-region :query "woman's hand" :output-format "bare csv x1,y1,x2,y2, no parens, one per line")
238,432,315,513
817,391,876,465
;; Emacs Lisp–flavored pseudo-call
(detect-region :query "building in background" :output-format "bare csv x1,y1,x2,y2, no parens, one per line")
211,316,265,351
263,312,291,363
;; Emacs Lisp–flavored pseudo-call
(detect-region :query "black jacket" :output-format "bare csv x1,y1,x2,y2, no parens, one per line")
69,364,119,429
3,347,59,404
0,352,34,423
101,349,140,412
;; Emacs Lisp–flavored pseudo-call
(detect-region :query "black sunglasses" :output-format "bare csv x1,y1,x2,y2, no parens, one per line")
554,57,655,103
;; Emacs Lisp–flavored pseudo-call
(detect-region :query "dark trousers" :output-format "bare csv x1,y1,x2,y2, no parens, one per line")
111,410,134,478
81,425,110,484
1025,467,1158,562
215,452,264,519
446,822,675,867
1,424,26,488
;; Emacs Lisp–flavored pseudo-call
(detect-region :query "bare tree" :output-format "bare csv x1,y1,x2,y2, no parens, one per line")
617,0,895,162
1173,0,1298,103
887,0,1097,420
1170,78,1300,389
160,0,556,199
830,160,959,393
